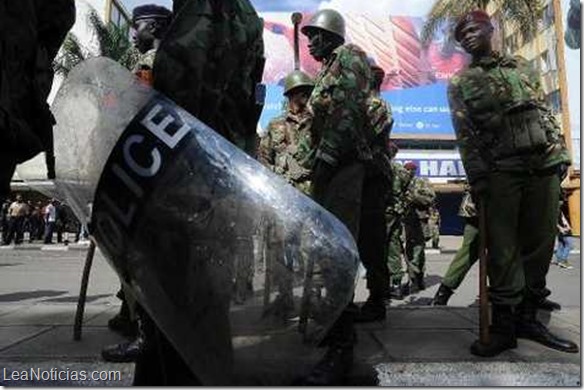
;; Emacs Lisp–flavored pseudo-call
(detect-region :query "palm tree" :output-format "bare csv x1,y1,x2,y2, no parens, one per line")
420,0,544,50
54,6,139,76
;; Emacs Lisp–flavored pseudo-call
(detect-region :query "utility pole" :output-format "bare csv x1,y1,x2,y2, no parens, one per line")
552,0,580,235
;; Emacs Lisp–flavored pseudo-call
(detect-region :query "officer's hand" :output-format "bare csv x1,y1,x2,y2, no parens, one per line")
557,163,569,181
470,178,489,199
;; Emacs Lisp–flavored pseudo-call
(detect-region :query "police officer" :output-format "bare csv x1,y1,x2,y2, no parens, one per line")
131,4,172,84
257,70,314,316
101,3,173,365
448,10,578,356
0,1,75,204
433,185,479,305
355,63,393,322
434,183,564,312
401,162,435,293
385,143,409,300
298,9,378,384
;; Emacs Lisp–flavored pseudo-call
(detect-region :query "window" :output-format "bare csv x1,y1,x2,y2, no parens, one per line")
504,32,520,53
109,1,130,29
546,90,561,114
540,50,550,73
541,3,554,30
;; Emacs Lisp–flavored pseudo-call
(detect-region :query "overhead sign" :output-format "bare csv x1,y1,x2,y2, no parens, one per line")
394,149,466,182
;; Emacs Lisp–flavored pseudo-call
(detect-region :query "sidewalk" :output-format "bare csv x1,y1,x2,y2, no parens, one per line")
0,237,580,386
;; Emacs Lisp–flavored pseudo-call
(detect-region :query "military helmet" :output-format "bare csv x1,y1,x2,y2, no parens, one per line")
301,9,346,41
283,70,315,95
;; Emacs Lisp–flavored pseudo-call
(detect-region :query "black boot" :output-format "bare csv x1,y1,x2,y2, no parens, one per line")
355,296,386,323
432,284,453,306
536,298,561,312
516,304,579,353
411,274,425,291
102,336,144,363
298,308,355,385
389,281,403,300
470,305,517,357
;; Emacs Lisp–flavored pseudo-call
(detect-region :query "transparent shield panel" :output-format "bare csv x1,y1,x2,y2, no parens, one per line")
19,58,359,385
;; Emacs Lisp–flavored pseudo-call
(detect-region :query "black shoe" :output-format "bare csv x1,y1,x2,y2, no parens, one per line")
432,284,453,306
355,299,386,323
414,274,425,291
516,320,579,353
389,282,403,300
107,314,137,338
101,337,144,363
296,346,353,385
537,298,561,312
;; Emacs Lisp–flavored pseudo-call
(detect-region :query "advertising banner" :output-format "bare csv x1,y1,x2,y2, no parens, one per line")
254,0,467,139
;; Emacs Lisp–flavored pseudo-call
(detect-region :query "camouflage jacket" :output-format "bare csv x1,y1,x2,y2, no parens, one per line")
133,49,156,72
386,162,413,216
308,44,372,167
153,0,265,157
448,52,570,185
366,94,393,179
404,177,436,220
258,109,312,194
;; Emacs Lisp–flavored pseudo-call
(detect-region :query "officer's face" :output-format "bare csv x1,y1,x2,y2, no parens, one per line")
132,19,156,54
287,87,312,113
459,22,493,56
307,30,329,62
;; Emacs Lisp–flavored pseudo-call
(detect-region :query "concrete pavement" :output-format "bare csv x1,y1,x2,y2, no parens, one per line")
0,237,580,386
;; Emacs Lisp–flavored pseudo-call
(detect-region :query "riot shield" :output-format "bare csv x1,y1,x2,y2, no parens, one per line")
18,58,359,385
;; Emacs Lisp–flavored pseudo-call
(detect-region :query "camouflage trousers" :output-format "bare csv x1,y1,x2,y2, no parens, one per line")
403,217,426,280
386,215,405,284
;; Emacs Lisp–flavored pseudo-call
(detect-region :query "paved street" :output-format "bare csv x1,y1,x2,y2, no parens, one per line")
0,237,580,386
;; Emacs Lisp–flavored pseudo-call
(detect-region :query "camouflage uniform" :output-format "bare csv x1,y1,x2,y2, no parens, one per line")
441,187,479,291
308,43,392,301
385,162,412,286
258,110,313,194
402,176,435,286
153,0,265,157
134,1,266,384
448,51,571,308
257,106,313,316
427,206,441,249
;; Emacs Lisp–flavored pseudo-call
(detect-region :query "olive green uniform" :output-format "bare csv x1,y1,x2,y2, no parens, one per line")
441,188,479,290
448,52,570,307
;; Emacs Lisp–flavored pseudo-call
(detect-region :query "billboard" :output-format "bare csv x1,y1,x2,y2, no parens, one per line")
253,0,468,139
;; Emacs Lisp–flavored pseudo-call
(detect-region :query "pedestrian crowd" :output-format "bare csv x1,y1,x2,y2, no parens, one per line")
0,195,86,246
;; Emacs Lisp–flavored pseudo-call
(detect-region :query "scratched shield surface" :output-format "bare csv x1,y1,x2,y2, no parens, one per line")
20,58,360,385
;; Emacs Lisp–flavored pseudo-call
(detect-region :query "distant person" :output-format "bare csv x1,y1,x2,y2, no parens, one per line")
43,200,57,244
5,195,29,245
553,210,573,270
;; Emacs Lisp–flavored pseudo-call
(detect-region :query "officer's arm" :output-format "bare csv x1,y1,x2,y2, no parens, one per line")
519,58,572,164
314,58,368,166
447,79,490,185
